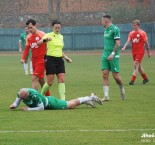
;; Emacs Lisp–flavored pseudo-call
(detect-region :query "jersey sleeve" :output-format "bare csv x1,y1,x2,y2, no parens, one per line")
27,103,44,111
114,27,120,40
22,38,30,60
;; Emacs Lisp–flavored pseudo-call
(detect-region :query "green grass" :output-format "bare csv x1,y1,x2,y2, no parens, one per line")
0,52,155,145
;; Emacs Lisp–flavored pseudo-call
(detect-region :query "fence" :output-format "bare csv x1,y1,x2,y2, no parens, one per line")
0,22,155,51
1,0,155,51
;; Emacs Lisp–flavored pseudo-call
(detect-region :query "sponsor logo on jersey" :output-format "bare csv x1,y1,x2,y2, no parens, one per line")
132,38,139,43
30,43,38,48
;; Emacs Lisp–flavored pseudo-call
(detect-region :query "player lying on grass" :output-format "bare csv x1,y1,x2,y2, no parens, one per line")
10,88,103,111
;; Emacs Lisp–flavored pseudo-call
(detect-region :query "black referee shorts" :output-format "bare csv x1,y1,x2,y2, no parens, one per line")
45,56,65,75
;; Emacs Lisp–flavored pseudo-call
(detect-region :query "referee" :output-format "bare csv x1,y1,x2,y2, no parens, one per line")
37,20,72,100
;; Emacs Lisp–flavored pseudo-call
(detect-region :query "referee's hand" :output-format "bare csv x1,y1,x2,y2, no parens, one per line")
64,56,72,63
148,51,151,58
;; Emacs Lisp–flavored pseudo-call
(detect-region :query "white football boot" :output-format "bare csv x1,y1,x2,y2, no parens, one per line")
90,93,103,105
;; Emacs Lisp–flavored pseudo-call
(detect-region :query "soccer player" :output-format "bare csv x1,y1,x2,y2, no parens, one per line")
122,20,151,85
9,88,103,111
37,20,72,100
21,19,50,96
101,15,125,101
19,27,33,75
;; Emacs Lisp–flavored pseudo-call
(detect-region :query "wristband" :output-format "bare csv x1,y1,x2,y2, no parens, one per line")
111,52,115,55
43,39,47,42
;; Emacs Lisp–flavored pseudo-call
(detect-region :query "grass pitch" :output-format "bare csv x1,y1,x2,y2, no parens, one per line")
0,52,155,145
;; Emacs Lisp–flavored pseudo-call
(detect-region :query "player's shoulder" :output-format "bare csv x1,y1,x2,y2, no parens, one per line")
112,25,120,33
129,30,135,35
20,32,25,37
112,24,120,30
139,29,147,35
59,33,63,38
37,30,46,37
26,33,33,39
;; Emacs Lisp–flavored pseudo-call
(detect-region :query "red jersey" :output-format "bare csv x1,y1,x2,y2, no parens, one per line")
22,30,46,64
128,29,148,54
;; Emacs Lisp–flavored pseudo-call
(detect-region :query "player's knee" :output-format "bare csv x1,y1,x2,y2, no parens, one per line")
103,73,108,80
113,74,120,81
39,78,45,86
32,77,39,82
134,61,139,67
58,78,65,83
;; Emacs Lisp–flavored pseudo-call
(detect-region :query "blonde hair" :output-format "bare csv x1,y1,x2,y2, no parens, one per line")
132,20,141,26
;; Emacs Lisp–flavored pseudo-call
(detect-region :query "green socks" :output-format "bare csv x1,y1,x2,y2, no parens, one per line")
41,83,50,96
58,83,65,100
41,82,65,100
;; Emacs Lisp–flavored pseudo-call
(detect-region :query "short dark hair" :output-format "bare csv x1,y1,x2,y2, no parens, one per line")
132,19,141,26
52,20,61,26
102,14,112,20
26,19,36,26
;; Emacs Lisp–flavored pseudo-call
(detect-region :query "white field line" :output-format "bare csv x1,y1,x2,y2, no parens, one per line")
0,129,155,133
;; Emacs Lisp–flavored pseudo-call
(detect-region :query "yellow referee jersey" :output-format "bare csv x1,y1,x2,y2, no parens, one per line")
43,32,64,57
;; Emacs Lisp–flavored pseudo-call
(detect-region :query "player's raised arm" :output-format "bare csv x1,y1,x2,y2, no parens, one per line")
37,37,52,46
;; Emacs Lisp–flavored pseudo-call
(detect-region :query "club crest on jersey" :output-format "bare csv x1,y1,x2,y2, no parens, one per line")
35,37,40,41
137,34,140,37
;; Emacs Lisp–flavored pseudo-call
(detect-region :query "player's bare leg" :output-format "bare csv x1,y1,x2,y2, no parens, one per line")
57,73,65,100
112,72,125,100
102,70,110,101
129,61,139,85
41,74,54,96
32,75,39,90
138,64,149,84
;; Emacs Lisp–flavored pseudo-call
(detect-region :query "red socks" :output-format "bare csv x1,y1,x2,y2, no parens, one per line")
131,73,148,83
131,75,136,82
141,73,148,80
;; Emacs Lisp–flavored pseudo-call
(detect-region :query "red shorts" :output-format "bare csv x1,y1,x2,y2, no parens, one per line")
33,63,45,78
132,53,144,63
